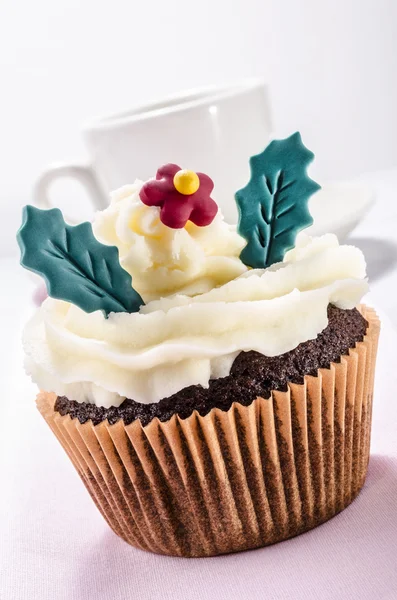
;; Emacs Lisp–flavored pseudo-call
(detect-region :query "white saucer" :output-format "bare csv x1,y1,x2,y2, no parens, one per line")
304,181,375,241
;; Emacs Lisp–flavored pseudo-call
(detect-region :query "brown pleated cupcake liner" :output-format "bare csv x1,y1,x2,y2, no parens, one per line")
36,304,380,557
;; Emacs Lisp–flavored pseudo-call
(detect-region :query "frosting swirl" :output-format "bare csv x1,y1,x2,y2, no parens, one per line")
92,182,247,302
23,234,368,408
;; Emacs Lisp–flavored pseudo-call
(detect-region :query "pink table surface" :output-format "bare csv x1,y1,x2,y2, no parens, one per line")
1,264,397,600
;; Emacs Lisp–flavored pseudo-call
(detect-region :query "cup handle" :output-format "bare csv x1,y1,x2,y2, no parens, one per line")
33,162,108,222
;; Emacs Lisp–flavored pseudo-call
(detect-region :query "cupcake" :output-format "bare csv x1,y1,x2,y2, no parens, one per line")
18,133,380,557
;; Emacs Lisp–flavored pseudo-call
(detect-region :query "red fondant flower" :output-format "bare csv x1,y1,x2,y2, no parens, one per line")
139,163,218,229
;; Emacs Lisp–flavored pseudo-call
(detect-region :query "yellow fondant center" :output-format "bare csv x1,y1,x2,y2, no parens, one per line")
173,169,200,195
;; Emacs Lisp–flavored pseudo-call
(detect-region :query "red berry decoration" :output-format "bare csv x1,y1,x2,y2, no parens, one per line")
139,163,218,229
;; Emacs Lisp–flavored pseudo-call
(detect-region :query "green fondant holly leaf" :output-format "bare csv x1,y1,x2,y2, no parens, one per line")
235,132,321,269
17,206,143,317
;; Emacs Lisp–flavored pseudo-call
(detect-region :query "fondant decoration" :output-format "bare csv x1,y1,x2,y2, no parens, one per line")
235,132,321,269
173,169,200,195
17,206,143,317
139,163,218,229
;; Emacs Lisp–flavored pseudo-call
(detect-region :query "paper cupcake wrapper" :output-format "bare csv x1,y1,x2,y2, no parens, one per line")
36,305,380,557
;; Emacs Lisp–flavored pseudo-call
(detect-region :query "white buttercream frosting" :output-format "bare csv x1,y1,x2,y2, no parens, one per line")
23,233,368,408
92,182,247,302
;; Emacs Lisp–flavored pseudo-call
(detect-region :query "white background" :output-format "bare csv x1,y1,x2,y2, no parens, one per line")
1,0,397,256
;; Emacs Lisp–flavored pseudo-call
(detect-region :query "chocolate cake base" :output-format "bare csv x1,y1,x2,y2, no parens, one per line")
55,306,367,427
38,305,380,556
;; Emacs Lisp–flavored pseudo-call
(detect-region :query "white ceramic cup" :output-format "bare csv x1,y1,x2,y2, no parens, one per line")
34,79,272,223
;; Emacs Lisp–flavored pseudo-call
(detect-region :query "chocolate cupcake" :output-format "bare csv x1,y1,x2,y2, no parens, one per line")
18,134,380,557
